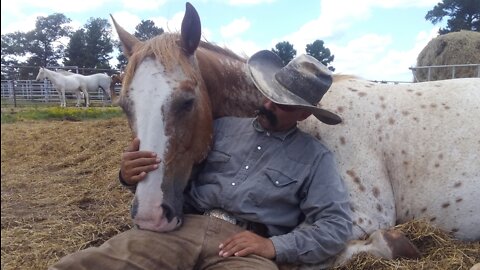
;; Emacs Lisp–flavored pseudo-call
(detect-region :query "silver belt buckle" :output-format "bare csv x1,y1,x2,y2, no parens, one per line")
204,209,237,225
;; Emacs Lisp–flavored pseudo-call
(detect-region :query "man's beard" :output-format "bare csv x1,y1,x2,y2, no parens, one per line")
255,106,277,127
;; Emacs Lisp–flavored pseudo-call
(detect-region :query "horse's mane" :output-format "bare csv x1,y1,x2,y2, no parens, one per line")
122,33,246,90
56,70,76,76
199,41,246,62
123,33,194,89
333,74,360,82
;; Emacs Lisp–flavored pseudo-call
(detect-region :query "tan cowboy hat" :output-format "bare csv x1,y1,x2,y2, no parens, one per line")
247,50,342,125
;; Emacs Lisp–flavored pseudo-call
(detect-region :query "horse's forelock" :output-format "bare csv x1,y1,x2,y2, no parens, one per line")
122,33,202,93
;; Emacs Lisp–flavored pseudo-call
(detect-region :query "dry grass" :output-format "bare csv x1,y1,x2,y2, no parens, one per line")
336,220,480,270
1,118,479,269
415,30,480,82
1,117,133,269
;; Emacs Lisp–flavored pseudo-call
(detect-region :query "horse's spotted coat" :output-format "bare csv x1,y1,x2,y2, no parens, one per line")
300,77,480,252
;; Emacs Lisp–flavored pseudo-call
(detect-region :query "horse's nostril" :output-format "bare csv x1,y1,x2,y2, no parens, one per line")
161,203,175,222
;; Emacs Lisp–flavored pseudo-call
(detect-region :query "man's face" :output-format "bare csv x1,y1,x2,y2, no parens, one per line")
256,98,310,132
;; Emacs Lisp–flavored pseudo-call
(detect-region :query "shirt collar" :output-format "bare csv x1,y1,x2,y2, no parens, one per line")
252,117,298,141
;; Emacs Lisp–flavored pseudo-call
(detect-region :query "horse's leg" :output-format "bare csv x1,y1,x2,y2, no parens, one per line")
333,229,420,267
75,90,81,107
61,89,66,107
82,87,90,107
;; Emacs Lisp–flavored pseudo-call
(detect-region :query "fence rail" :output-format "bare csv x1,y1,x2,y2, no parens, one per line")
409,64,480,82
1,79,121,107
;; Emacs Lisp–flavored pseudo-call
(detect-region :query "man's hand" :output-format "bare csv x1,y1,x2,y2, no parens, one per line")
219,231,276,259
120,137,161,185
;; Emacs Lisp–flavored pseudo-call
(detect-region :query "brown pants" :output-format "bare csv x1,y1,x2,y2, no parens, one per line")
49,214,278,270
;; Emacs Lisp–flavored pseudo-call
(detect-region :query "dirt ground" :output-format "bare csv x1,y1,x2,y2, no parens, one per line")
1,117,133,269
1,118,479,269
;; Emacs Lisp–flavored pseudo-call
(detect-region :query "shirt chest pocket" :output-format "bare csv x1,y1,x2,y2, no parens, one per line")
265,168,298,187
249,165,308,206
203,150,231,173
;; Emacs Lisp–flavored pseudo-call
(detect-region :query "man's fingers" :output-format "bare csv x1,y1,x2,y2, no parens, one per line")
123,151,157,162
126,137,141,152
130,171,147,182
128,164,159,177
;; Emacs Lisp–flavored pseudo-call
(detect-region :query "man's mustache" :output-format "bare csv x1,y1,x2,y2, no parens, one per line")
255,106,277,127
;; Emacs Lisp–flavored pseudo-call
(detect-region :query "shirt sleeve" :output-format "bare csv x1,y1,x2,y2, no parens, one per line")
118,170,137,193
270,151,353,264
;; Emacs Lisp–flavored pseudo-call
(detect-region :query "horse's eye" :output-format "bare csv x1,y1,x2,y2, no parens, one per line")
178,98,194,113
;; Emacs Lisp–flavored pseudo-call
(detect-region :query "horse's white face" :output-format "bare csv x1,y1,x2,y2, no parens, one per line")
127,57,181,232
36,68,46,81
113,2,212,232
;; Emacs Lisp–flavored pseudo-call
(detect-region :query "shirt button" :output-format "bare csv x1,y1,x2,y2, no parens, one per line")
257,146,262,150
231,182,236,186
245,165,249,170
275,181,280,185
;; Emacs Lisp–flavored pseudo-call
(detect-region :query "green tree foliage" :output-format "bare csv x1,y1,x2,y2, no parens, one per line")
116,20,164,69
305,40,335,71
1,32,28,79
426,0,480,34
83,18,113,72
64,18,115,73
135,20,164,41
2,13,73,79
63,29,87,68
272,41,297,66
25,13,72,68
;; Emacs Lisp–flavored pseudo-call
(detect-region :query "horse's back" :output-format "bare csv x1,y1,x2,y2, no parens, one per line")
301,77,480,241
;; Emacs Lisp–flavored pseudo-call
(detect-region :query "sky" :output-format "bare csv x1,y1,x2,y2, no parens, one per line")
1,0,446,82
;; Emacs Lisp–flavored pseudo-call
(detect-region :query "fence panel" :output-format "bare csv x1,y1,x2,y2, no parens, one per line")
1,80,121,107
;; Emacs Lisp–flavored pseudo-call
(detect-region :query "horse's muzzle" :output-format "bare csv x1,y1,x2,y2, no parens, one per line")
131,197,182,232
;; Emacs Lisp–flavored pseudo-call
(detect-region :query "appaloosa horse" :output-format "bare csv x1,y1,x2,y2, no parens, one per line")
112,2,480,268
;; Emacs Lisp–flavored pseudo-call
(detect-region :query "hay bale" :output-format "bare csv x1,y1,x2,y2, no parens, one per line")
415,30,480,82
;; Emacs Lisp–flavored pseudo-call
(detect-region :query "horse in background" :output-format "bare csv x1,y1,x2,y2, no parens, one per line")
56,70,112,100
35,67,89,107
109,72,124,102
112,2,479,268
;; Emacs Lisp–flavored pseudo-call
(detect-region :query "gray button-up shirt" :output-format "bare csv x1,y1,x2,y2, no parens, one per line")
186,117,352,264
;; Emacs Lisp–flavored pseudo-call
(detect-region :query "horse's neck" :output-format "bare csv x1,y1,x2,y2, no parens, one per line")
45,69,61,85
197,49,263,119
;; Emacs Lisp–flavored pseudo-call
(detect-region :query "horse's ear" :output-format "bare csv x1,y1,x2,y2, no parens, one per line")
110,14,141,58
181,2,201,55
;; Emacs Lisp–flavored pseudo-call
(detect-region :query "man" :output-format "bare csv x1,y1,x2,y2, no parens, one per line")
50,50,352,269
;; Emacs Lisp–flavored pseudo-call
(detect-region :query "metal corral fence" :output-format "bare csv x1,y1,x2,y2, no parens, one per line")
410,63,480,82
1,79,121,107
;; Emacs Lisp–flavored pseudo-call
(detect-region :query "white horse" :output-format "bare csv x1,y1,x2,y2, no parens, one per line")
57,70,112,100
35,67,89,107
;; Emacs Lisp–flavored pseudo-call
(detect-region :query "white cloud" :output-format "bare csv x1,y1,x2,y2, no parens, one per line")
222,37,261,57
8,0,109,13
122,0,167,11
220,17,251,38
328,27,439,82
110,12,142,35
228,0,275,5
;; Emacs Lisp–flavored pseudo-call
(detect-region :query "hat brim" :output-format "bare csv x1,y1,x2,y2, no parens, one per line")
247,50,342,125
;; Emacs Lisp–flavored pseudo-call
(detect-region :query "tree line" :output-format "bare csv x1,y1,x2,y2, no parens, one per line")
1,0,478,80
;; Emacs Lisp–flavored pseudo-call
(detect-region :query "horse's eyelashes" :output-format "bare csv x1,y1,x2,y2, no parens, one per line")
174,97,195,114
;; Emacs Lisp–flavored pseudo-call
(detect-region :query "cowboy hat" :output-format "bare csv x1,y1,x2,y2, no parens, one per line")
247,50,342,125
